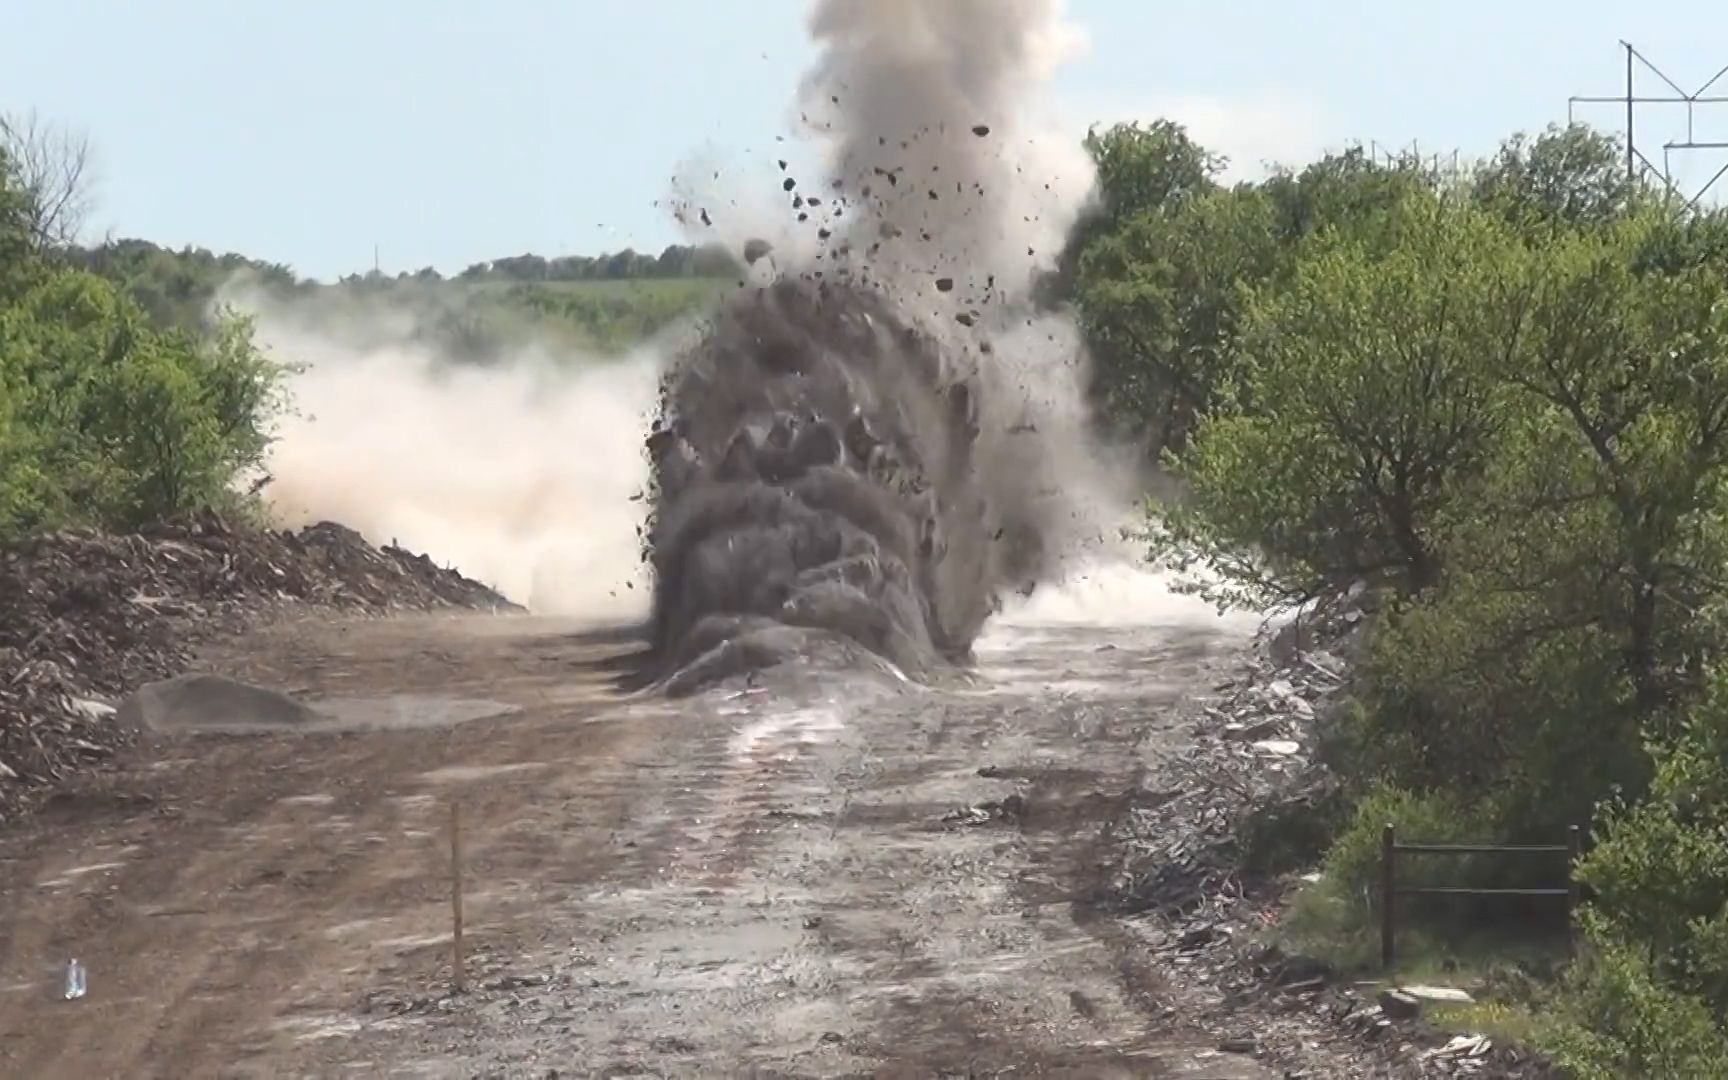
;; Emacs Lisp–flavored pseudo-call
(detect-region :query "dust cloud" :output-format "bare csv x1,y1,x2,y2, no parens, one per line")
791,0,1127,569
240,0,1219,679
988,544,1262,632
639,0,1191,692
238,285,671,625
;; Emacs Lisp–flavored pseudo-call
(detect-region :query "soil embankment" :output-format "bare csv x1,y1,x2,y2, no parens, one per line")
0,513,512,824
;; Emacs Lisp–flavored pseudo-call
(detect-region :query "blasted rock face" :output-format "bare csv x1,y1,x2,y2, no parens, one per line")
641,278,1022,693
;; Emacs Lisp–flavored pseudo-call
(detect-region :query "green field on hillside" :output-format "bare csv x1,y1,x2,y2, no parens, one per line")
284,274,738,359
66,238,741,360
460,276,736,301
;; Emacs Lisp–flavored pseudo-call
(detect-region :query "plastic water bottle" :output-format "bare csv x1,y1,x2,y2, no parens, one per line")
63,959,86,1000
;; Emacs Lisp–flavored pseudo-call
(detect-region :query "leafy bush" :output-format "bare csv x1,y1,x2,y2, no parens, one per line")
1274,786,1502,969
0,152,283,539
0,273,283,537
1550,668,1728,1071
1324,786,1498,918
1544,913,1728,1079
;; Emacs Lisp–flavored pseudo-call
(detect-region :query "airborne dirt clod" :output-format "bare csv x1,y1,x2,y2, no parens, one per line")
643,0,1115,695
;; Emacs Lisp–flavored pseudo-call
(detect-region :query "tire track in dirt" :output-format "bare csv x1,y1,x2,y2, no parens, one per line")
311,615,1289,1077
0,615,642,1079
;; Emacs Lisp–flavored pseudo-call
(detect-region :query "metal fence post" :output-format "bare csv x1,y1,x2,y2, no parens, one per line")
1566,823,1582,954
1381,823,1396,969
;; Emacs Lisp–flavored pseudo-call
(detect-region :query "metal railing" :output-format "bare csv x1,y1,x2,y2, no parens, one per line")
1379,823,1581,969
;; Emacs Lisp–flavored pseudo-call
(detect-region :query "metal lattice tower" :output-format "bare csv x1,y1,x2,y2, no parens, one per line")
1569,41,1728,208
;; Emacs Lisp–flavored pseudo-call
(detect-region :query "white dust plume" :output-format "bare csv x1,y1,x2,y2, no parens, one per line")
799,0,1213,628
235,285,673,622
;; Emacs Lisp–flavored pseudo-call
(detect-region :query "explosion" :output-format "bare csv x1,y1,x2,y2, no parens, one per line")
642,0,1116,693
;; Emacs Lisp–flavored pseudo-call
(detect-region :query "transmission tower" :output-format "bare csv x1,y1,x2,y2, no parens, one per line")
1569,41,1728,208
1364,139,1462,178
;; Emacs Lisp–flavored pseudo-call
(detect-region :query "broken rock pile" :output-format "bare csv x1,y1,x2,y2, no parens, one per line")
1102,584,1383,917
0,512,515,820
1104,637,1351,919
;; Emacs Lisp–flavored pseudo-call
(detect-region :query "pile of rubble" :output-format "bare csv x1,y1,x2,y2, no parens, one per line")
1098,593,1563,1077
1171,936,1565,1077
1104,611,1355,919
0,512,515,821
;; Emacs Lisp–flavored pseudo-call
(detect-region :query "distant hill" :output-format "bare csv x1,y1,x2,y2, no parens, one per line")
64,238,742,359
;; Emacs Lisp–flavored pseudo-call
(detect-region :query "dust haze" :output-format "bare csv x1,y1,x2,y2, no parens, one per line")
239,286,668,625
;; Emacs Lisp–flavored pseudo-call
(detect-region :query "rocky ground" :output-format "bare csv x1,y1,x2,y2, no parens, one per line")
1092,596,1564,1078
0,512,512,823
0,522,1566,1076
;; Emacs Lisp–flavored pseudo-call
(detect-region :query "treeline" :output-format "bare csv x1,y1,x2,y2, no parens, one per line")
62,237,739,337
452,244,739,284
64,238,307,332
1067,119,1728,1074
259,274,732,365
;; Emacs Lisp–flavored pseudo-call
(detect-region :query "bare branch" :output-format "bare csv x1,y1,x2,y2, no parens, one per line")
0,108,97,249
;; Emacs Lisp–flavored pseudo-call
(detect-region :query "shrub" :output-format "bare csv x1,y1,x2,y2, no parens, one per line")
0,263,283,539
1545,913,1728,1079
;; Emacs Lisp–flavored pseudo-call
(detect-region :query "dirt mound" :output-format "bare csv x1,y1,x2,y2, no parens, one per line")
0,511,515,821
115,674,523,736
116,674,326,735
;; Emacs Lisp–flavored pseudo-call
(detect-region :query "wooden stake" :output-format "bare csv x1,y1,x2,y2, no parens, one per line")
450,799,466,993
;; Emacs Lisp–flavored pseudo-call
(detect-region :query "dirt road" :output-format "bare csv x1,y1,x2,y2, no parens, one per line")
0,600,1337,1078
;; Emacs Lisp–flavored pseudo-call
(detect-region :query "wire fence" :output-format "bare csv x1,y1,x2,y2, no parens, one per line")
1379,823,1581,969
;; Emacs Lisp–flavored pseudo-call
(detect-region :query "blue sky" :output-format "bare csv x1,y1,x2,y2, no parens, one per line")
5,0,1725,281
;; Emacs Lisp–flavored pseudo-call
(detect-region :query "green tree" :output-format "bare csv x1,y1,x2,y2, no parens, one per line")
1260,147,1437,244
1082,119,1223,230
1061,108,1728,1066
1473,123,1640,232
1044,120,1225,308
1544,669,1728,1076
0,150,285,538
0,144,43,299
1070,144,1452,461
1159,194,1526,604
1074,185,1280,453
1334,211,1728,829
0,267,284,535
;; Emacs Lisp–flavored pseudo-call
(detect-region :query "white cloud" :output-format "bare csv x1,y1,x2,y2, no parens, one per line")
1059,90,1334,179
